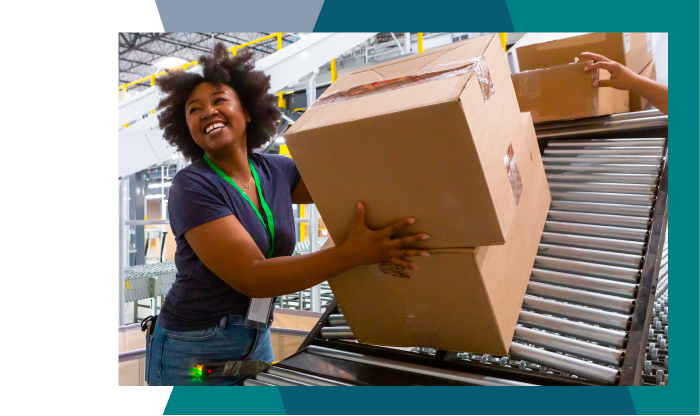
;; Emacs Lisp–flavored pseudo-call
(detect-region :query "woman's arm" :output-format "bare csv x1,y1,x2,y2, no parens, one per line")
581,52,668,115
185,202,429,298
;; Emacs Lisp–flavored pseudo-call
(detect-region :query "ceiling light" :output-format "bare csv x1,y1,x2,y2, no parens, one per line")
148,183,172,189
145,194,165,199
153,57,188,69
275,137,285,144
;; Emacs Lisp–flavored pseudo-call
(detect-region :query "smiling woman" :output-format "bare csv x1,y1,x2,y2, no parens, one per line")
144,43,429,386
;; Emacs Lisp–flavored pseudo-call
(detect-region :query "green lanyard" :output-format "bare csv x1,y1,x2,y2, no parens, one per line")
203,154,275,259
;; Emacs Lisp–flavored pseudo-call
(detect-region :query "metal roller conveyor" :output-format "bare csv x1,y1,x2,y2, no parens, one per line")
306,345,537,386
329,314,348,327
542,156,663,165
544,164,661,174
548,182,656,195
545,137,665,147
540,232,645,255
544,221,648,241
547,211,649,229
530,268,637,298
270,112,666,386
518,310,627,348
266,367,354,386
549,200,652,217
538,243,642,268
522,295,631,330
534,256,640,284
550,191,655,206
508,342,619,385
321,326,355,339
527,281,634,313
255,373,312,386
543,147,664,156
513,326,624,366
546,173,659,185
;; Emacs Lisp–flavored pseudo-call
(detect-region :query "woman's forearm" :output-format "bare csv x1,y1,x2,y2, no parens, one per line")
235,245,355,298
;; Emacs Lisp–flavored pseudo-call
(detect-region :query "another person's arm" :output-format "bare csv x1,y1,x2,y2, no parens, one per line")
581,52,668,115
185,202,429,298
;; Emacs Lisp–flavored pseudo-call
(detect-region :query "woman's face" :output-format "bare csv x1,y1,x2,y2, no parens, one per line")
185,82,249,156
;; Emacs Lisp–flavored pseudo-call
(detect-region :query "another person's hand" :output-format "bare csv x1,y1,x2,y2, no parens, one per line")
338,202,430,270
581,52,641,90
581,51,668,115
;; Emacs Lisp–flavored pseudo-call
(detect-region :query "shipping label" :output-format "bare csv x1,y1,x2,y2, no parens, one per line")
504,144,523,205
624,33,631,53
646,33,652,53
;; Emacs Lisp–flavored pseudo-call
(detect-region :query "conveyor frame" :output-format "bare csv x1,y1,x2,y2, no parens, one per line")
618,159,668,385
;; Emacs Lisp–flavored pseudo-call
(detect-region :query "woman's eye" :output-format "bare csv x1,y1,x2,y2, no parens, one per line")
189,107,199,114
215,98,226,104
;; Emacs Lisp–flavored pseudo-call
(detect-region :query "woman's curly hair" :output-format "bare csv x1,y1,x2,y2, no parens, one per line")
157,43,279,161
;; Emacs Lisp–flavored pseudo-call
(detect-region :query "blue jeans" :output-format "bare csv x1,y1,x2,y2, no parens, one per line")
145,315,274,386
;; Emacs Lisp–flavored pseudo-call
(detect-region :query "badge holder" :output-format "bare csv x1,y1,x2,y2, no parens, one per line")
245,297,274,330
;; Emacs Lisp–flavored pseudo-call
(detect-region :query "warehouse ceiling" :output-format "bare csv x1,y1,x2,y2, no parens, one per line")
118,32,302,91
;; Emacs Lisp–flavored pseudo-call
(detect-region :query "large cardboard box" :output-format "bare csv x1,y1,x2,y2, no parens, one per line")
517,33,653,75
286,34,528,248
511,61,630,123
323,112,550,355
630,58,656,112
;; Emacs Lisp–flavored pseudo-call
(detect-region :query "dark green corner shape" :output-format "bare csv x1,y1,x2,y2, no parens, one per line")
164,387,286,415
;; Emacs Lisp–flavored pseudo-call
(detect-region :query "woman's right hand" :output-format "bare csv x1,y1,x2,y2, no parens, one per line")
337,202,430,270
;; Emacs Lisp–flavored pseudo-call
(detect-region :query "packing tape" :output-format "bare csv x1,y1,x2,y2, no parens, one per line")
315,56,495,108
504,144,522,205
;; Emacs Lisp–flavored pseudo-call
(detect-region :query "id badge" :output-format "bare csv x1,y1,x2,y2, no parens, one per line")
245,297,274,330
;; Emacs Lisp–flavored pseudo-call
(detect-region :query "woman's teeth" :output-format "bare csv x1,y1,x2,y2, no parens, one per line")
205,123,225,134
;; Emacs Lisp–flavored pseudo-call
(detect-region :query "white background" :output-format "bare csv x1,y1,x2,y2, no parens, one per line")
1,0,172,414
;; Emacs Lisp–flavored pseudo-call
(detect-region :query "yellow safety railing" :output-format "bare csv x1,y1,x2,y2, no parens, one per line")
417,33,424,53
119,32,286,104
500,33,508,52
331,59,337,82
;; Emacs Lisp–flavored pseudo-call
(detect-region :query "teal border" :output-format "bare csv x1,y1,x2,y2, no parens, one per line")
153,0,698,414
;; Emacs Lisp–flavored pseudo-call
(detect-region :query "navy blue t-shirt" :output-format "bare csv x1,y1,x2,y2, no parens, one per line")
157,154,301,331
